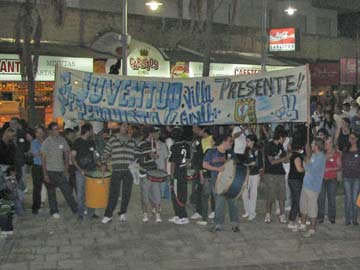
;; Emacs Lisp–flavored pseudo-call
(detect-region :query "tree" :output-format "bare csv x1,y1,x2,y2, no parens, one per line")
202,0,227,76
14,0,66,127
14,0,42,128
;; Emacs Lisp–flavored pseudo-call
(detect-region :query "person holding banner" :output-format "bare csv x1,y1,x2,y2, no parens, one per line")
101,123,136,224
168,127,191,225
299,138,326,237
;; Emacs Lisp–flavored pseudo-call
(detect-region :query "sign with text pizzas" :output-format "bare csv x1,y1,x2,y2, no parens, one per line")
269,28,296,52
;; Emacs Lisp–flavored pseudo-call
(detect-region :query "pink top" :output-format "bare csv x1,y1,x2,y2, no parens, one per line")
324,151,340,179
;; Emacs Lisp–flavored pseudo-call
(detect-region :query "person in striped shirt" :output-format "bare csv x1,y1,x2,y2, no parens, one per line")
101,123,136,224
136,127,163,223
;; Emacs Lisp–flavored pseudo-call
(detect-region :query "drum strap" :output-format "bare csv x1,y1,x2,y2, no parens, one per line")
172,178,186,208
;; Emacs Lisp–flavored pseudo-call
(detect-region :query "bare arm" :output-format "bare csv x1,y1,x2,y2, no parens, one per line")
294,157,305,173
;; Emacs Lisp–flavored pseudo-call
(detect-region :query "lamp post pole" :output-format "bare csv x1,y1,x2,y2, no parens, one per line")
261,0,268,72
122,0,128,76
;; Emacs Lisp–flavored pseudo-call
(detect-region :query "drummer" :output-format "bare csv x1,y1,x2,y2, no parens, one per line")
71,123,99,221
168,127,191,225
136,127,162,223
203,134,240,232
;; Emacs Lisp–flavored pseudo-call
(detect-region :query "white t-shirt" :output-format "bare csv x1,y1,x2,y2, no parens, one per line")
232,126,250,154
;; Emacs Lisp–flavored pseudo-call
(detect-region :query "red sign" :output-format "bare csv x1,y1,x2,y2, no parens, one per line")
340,58,360,85
0,59,21,74
310,63,339,86
269,28,296,52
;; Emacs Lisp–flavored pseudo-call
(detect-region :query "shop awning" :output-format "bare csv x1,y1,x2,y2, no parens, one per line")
162,46,303,66
0,41,115,59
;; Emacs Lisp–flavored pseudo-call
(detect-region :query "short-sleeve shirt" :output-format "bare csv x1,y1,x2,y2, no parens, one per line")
303,152,326,193
31,139,42,166
324,151,341,179
136,140,157,174
232,126,250,154
41,136,69,172
203,147,227,180
191,137,204,170
72,137,97,171
155,140,168,171
265,141,286,175
168,141,190,173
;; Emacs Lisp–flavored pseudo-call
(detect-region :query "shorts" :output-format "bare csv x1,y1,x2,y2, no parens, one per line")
300,188,319,218
140,177,161,207
264,174,286,202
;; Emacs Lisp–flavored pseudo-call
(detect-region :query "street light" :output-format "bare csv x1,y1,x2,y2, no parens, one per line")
146,1,163,11
121,0,128,76
284,6,297,16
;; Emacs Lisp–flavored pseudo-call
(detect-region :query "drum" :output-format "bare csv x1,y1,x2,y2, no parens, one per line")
215,160,247,199
186,169,199,181
85,171,111,209
147,169,168,183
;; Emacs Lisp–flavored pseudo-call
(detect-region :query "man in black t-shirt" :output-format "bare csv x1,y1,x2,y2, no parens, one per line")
264,129,289,224
71,123,98,220
168,127,191,225
189,126,205,221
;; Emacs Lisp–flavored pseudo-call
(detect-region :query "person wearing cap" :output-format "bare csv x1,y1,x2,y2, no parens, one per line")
168,127,191,225
136,127,163,223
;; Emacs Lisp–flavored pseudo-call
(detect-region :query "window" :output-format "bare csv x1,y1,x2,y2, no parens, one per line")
317,17,332,36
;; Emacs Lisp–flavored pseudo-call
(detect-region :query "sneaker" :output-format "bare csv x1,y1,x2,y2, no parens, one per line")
190,212,202,220
174,218,189,225
142,213,149,223
242,213,249,218
298,224,307,232
208,212,215,219
287,222,297,229
279,214,287,224
119,214,127,222
101,216,112,224
168,216,179,223
90,214,99,219
155,213,162,223
248,214,256,221
303,229,315,238
264,213,271,223
232,226,240,232
196,221,208,226
52,213,60,219
210,225,221,232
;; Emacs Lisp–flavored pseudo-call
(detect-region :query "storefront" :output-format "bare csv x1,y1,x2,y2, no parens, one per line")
170,62,292,78
0,54,93,126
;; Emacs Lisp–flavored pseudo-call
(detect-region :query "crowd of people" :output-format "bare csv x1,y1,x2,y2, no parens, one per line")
0,93,360,239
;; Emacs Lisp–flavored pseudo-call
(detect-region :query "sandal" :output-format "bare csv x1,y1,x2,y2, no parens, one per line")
264,213,272,223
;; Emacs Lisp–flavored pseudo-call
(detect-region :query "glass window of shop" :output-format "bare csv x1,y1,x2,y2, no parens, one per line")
0,54,93,127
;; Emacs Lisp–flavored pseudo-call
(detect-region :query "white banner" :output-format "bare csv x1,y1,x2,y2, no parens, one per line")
54,65,310,125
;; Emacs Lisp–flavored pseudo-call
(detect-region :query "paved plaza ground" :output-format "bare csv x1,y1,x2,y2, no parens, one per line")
0,180,359,270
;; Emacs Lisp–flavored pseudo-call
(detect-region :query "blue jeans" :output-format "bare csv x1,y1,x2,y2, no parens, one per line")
161,180,170,199
214,193,239,228
76,171,95,218
343,178,360,224
318,179,337,222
